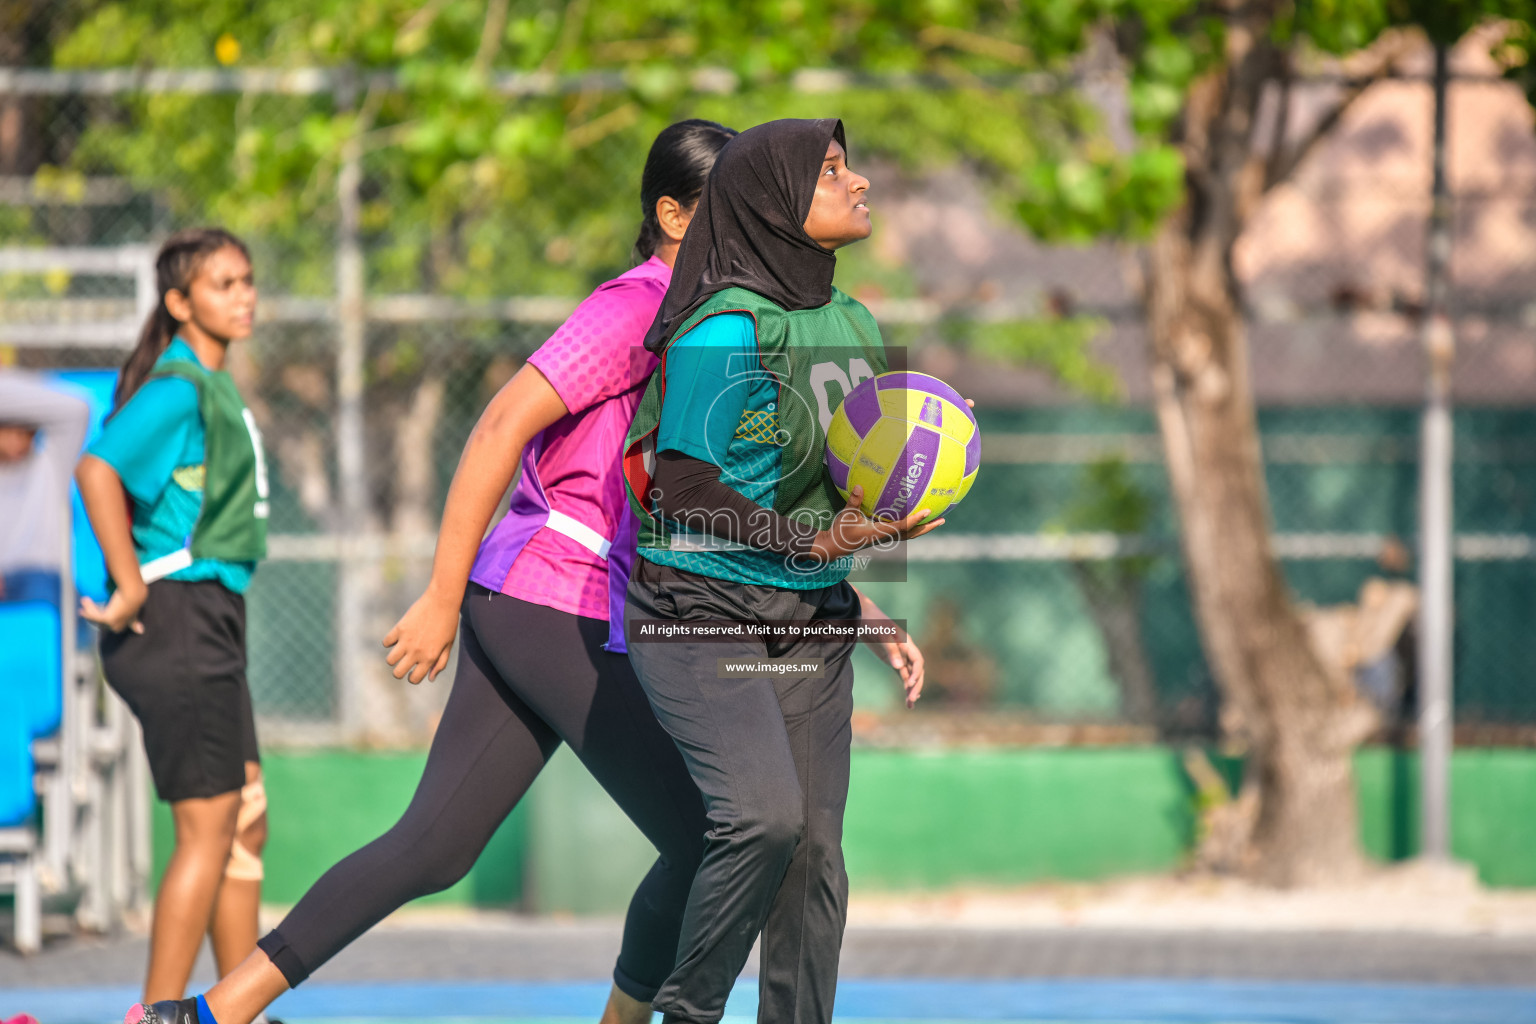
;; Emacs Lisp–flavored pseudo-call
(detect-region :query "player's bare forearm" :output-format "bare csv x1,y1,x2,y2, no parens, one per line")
851,585,891,643
851,584,881,621
76,454,146,603
426,435,521,604
851,584,923,705
424,364,569,604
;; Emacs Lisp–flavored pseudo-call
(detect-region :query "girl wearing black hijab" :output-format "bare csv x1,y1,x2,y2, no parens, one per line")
622,118,941,1024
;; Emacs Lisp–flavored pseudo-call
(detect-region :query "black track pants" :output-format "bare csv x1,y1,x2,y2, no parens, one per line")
624,558,859,1024
257,586,708,1000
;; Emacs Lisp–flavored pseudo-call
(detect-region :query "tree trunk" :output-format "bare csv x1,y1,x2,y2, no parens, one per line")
1147,213,1375,885
1143,22,1377,885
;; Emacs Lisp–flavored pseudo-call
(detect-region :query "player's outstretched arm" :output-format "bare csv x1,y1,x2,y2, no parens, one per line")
851,585,925,708
384,364,568,684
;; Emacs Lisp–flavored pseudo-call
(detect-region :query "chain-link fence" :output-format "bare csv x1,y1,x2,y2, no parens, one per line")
4,41,1535,748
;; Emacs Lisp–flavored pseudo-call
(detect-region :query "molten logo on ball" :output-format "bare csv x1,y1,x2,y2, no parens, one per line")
892,451,929,514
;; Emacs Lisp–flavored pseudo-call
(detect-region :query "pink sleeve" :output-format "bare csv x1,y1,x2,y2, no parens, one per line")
528,278,663,415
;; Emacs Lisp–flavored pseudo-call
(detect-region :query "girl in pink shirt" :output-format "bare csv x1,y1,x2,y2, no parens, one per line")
135,120,737,1024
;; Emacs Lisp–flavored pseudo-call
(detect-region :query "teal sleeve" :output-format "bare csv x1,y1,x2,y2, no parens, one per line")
87,377,201,505
656,313,759,469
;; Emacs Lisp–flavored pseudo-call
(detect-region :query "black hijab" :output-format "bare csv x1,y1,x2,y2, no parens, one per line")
642,117,847,353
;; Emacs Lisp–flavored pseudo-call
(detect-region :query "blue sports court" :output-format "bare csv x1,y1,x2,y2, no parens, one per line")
13,977,1536,1024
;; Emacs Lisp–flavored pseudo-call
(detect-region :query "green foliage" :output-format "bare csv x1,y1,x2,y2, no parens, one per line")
1289,0,1395,53
39,0,1148,298
39,0,1536,313
1016,147,1184,242
1491,9,1536,108
961,315,1120,401
1057,453,1158,580
1061,454,1154,536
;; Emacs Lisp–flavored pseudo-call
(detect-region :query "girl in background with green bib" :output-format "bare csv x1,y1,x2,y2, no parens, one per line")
77,228,272,1012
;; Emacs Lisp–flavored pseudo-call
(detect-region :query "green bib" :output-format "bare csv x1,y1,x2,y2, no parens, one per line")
148,359,269,564
624,286,889,552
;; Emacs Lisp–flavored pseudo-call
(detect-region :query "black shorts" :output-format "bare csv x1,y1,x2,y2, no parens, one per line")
100,579,259,803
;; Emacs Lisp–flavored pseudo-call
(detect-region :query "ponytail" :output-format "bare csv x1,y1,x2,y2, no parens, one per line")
634,119,738,262
116,227,251,410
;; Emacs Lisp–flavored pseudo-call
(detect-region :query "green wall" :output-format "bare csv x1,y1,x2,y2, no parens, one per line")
843,748,1193,887
153,745,1536,911
152,750,529,906
1354,746,1536,886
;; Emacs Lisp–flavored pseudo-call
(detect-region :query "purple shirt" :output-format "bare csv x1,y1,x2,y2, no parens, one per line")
469,258,667,643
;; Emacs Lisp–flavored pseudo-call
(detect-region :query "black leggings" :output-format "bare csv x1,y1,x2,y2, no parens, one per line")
257,586,709,1000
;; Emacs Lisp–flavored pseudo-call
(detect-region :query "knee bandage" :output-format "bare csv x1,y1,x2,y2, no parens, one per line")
225,777,267,882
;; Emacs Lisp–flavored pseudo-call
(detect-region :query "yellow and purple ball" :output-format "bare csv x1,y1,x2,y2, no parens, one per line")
824,371,979,523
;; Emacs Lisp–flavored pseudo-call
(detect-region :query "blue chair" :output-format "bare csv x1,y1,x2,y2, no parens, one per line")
0,598,61,954
0,602,63,739
0,654,41,952
1,369,119,953
0,680,36,826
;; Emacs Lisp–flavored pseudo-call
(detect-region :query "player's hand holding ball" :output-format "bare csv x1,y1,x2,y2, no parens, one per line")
809,484,943,562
